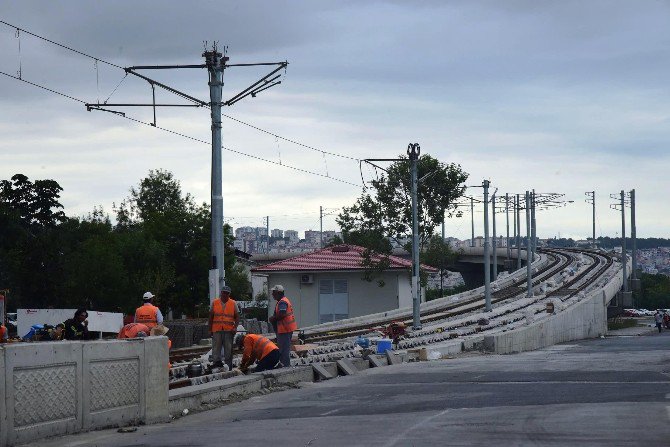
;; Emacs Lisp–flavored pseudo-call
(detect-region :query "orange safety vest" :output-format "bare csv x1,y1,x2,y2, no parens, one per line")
135,304,160,328
275,297,298,333
211,298,237,332
244,333,278,362
0,325,6,342
118,323,150,339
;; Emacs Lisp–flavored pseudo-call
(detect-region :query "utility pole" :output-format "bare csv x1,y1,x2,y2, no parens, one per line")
320,205,323,249
266,216,270,254
525,191,533,297
516,194,521,270
506,193,511,261
470,197,475,247
441,210,446,297
620,190,628,293
492,193,497,281
585,191,595,246
531,189,536,261
483,180,492,311
408,143,422,329
85,46,288,304
205,48,226,298
630,189,637,281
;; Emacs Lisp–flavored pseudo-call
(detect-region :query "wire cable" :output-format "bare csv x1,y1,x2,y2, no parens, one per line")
0,70,360,187
0,20,124,69
0,20,360,164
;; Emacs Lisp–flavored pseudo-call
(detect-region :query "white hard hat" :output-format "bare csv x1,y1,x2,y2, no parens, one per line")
142,292,155,300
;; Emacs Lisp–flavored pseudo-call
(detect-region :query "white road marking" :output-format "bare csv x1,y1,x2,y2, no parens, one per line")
320,409,340,416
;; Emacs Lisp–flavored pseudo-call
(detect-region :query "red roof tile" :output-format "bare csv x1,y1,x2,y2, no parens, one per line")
251,245,438,273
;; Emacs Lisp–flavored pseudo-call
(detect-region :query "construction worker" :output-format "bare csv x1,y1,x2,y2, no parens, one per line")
118,322,151,339
208,286,239,370
0,323,7,343
235,332,280,373
268,284,297,368
134,292,163,329
63,308,91,340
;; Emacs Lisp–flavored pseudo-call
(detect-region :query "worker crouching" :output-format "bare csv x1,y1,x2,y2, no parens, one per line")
235,333,281,374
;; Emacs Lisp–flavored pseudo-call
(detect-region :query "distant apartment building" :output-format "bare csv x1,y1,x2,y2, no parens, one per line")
285,230,299,243
271,229,283,238
235,226,255,239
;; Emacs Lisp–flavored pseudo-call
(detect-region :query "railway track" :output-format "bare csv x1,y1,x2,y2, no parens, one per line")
169,248,620,382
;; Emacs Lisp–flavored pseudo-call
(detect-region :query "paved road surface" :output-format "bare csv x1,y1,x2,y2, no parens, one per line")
30,332,670,446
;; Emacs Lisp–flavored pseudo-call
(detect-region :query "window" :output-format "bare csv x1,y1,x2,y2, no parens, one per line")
319,279,349,323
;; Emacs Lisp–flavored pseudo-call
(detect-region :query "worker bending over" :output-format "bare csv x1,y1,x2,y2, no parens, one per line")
235,332,280,373
134,292,163,328
118,322,151,339
269,284,297,367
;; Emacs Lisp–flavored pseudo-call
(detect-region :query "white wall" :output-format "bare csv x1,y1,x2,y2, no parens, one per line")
266,271,404,328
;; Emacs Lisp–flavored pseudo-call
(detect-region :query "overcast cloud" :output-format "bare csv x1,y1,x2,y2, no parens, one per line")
1,0,668,240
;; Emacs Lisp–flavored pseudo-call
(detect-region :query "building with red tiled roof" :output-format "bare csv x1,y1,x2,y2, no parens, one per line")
252,245,437,327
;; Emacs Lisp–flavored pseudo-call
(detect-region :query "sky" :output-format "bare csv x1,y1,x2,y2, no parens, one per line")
1,1,668,240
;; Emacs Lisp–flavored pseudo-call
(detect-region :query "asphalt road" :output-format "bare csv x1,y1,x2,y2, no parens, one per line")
31,331,670,447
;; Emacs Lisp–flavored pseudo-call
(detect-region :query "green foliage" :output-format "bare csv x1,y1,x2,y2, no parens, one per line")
425,284,468,301
0,171,251,318
636,273,670,310
337,154,467,282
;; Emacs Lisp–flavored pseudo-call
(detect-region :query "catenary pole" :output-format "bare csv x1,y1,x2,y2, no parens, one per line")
266,216,270,254
470,197,475,247
409,143,422,329
492,193,497,280
516,194,521,270
506,193,511,262
621,190,628,293
630,189,637,280
526,191,533,297
483,180,492,311
320,205,323,249
531,189,536,261
205,48,226,301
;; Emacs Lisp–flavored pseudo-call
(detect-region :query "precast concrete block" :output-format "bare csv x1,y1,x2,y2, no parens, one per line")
350,357,370,372
386,350,402,365
367,354,388,368
312,363,335,380
143,337,170,424
3,341,83,446
82,339,145,430
336,358,358,376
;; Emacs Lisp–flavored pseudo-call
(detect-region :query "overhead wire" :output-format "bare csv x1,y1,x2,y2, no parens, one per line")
0,69,360,187
0,20,360,165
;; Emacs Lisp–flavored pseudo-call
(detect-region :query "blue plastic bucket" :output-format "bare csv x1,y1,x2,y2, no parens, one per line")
376,338,393,354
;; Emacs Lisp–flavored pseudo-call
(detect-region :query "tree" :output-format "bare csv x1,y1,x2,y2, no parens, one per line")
422,235,459,296
337,154,468,281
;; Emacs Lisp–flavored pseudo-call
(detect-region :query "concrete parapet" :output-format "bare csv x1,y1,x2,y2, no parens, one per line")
482,280,616,354
259,366,313,386
0,338,168,447
168,375,262,415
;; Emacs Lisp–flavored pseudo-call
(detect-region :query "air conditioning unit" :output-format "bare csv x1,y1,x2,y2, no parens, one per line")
300,274,314,284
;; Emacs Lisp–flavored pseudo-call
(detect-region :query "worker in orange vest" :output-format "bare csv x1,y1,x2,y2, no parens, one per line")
208,286,239,370
134,292,163,329
268,284,297,368
117,322,151,339
235,332,280,373
0,323,7,343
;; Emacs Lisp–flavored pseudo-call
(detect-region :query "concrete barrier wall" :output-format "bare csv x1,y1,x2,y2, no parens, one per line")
483,264,624,354
0,338,169,447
